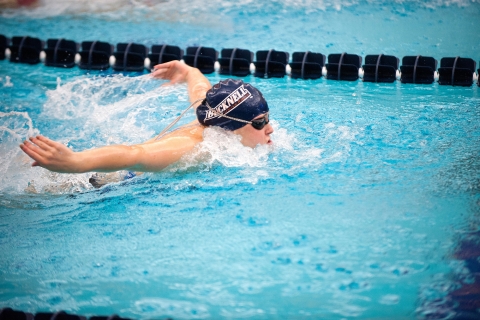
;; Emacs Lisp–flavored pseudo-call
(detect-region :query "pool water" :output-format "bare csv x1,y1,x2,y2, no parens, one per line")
1,0,479,319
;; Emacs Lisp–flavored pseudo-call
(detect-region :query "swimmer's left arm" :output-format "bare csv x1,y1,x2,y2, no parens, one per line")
20,135,199,173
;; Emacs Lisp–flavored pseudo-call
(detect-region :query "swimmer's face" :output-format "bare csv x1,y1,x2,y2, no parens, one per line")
234,113,274,148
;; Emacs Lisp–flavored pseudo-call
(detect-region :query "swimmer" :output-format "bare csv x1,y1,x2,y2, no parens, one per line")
19,61,274,181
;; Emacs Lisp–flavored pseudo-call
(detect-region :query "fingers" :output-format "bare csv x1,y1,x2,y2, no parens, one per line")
19,135,71,171
151,61,189,81
19,135,55,164
36,135,57,148
20,140,45,163
151,61,174,78
29,136,53,152
153,60,176,70
22,140,46,156
152,64,165,71
151,68,167,79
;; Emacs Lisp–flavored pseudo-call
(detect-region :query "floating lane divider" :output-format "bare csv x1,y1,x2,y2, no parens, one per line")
362,54,399,83
112,42,147,72
254,49,289,78
438,57,477,86
218,48,253,77
78,41,113,70
44,38,78,68
0,34,479,87
478,65,480,87
148,44,183,66
0,34,8,60
0,307,135,320
400,55,437,84
10,35,43,64
325,52,362,81
290,51,325,80
183,46,218,74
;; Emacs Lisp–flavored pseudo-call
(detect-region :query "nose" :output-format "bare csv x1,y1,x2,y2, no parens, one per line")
265,123,274,134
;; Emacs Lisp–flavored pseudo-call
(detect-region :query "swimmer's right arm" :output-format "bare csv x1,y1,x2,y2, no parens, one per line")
151,61,211,103
20,135,200,173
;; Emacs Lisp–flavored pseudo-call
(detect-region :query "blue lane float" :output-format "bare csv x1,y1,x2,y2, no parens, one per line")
10,36,43,64
254,49,289,78
218,48,253,77
362,54,399,83
90,315,132,320
0,307,33,320
438,57,476,87
290,51,325,80
34,311,86,320
44,39,78,68
400,55,437,84
0,35,8,60
112,42,147,72
78,41,113,70
148,44,183,68
0,308,135,320
325,52,362,81
183,46,218,74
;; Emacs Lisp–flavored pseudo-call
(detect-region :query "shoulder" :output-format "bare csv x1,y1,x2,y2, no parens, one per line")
150,124,204,147
166,122,204,141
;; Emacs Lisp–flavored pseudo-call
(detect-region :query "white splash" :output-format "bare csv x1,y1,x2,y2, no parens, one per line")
43,74,185,145
269,120,361,174
379,294,400,305
2,76,14,87
0,112,38,183
0,74,190,194
319,122,361,163
0,112,92,194
170,117,360,184
174,126,273,172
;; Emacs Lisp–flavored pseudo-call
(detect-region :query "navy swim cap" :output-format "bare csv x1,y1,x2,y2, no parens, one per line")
196,79,269,131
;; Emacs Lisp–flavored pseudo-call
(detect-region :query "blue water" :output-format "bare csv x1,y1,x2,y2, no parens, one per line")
1,0,480,319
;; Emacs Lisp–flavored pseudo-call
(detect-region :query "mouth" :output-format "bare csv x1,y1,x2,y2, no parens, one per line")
267,139,273,145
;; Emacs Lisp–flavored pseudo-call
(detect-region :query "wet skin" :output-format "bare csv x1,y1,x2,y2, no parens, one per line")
233,113,274,148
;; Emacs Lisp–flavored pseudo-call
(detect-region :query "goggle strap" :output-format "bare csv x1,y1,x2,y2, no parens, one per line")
154,97,204,141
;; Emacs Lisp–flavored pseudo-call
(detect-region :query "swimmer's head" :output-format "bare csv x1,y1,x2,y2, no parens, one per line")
196,79,269,131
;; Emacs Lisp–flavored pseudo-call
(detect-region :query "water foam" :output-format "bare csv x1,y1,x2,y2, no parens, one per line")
42,74,184,146
0,74,184,195
0,111,49,194
276,121,361,176
1,76,14,88
0,112,37,183
194,127,272,168
169,118,360,187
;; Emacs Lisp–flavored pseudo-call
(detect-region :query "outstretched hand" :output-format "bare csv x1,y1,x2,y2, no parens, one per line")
151,60,192,85
19,135,79,173
151,60,211,103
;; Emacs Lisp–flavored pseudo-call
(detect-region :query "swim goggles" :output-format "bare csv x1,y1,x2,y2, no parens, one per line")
250,113,269,130
204,99,270,130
